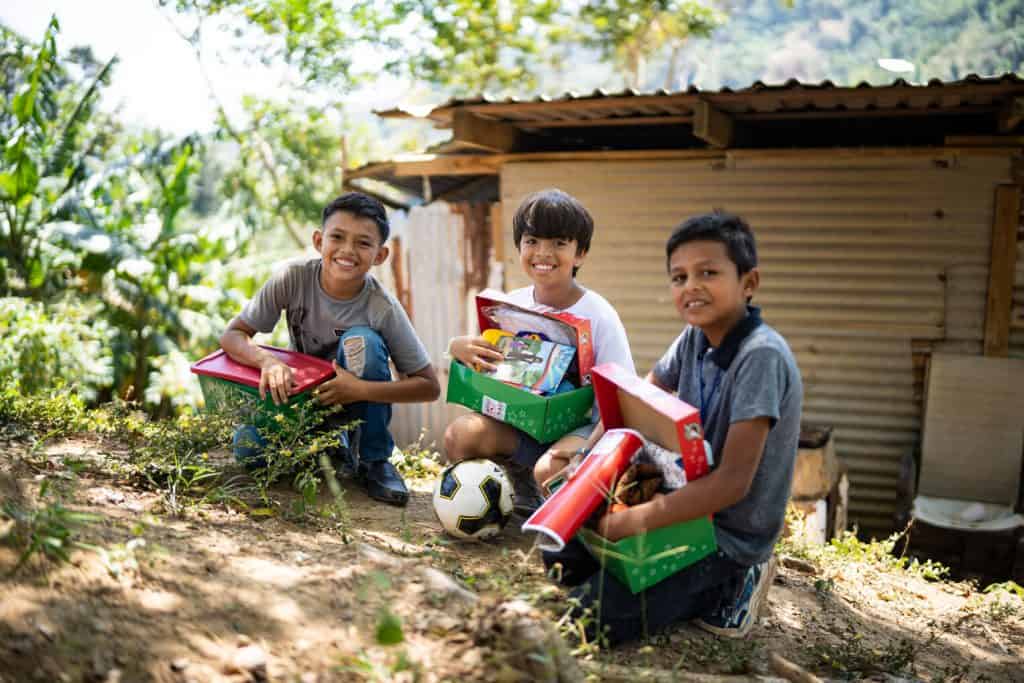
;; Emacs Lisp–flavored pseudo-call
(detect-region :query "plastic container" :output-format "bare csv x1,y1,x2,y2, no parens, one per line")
190,347,334,422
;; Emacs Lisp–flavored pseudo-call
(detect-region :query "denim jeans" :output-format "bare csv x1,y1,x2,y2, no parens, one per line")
542,538,747,646
233,326,395,467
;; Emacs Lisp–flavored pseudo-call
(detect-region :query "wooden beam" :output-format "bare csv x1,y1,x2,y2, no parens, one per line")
998,97,1024,133
945,135,1024,147
389,149,724,176
521,115,692,129
693,100,734,148
452,109,523,152
393,155,502,177
983,184,1021,357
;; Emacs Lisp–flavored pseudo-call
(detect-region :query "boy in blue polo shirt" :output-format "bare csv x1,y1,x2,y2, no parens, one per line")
542,210,802,644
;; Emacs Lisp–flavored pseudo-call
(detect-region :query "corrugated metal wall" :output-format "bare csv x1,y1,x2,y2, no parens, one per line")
374,204,469,451
501,152,1014,537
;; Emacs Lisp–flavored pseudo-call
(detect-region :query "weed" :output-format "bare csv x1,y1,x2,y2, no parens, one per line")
810,623,917,679
336,648,422,682
392,429,443,481
671,635,759,675
1,479,100,574
778,507,950,582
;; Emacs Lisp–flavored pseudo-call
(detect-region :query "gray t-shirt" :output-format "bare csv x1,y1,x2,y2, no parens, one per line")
240,258,431,375
652,307,802,566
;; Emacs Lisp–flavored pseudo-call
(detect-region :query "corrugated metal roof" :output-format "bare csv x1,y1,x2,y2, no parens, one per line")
378,74,1024,126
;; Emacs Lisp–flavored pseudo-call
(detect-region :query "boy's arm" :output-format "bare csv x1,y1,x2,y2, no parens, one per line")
596,416,771,541
220,317,295,405
316,362,440,406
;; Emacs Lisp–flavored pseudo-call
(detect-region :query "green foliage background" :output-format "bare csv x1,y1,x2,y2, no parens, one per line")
1,2,1019,415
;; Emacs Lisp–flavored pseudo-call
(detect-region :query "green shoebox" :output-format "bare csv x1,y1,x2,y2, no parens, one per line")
446,360,594,443
577,516,717,594
191,347,334,428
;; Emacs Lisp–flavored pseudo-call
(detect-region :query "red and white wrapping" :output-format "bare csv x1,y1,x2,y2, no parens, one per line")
521,428,644,552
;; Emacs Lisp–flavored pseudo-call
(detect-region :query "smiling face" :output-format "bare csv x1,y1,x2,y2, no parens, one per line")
518,234,586,288
668,239,759,347
313,210,388,298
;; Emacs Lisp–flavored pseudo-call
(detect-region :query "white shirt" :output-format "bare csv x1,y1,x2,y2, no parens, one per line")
506,286,636,375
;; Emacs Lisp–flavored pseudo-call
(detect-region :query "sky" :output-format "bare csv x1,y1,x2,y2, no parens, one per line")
0,0,415,136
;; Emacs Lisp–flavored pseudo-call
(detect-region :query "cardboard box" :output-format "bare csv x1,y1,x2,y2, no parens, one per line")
446,289,596,443
577,362,717,593
190,347,334,423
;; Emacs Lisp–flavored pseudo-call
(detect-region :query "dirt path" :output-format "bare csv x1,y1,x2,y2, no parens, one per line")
1,436,1022,682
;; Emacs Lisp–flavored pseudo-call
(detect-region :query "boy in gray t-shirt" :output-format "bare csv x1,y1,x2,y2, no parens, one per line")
542,211,801,645
220,193,440,506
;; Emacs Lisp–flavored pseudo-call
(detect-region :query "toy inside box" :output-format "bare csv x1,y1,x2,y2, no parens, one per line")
578,362,718,594
446,289,595,443
190,347,334,422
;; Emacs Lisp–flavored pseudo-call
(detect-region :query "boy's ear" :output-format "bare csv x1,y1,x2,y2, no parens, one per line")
573,246,588,268
373,244,390,266
742,267,760,299
312,229,323,251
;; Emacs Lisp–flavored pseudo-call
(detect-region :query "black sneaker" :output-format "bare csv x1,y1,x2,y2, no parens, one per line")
507,461,544,517
326,431,359,479
361,460,409,507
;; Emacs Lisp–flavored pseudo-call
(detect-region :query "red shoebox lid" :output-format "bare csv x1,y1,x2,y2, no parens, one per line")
190,346,334,395
591,362,710,482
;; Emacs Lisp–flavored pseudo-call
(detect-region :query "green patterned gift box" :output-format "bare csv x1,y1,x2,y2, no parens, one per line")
446,360,594,443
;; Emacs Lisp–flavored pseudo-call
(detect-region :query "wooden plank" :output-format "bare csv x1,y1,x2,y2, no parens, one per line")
946,135,1024,147
693,100,734,148
984,185,1021,356
392,154,502,177
452,109,523,153
490,202,504,266
998,97,1024,133
520,115,692,129
919,354,1024,505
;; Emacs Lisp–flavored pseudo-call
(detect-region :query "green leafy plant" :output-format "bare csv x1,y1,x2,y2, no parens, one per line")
810,623,917,679
1,478,99,574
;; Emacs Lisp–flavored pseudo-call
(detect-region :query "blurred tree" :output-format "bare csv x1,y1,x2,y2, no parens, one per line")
580,1,724,89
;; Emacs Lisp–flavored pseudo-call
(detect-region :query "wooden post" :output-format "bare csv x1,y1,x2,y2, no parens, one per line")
983,184,1021,356
453,109,523,153
693,100,734,148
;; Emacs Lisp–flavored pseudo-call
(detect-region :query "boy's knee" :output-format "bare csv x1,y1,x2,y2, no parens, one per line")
337,326,388,379
443,421,467,464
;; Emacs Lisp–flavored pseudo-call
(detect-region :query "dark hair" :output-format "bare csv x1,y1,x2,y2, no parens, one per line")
665,210,758,275
321,192,390,243
513,189,594,276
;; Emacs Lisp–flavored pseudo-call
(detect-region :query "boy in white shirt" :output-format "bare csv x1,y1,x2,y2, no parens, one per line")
444,189,635,514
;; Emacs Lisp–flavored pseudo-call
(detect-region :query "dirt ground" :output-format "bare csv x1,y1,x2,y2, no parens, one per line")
1,434,1022,683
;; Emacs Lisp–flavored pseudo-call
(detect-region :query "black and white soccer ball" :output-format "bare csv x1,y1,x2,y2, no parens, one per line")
433,459,514,540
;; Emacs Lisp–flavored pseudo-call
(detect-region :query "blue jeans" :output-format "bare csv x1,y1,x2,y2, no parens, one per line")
543,539,746,646
233,326,395,467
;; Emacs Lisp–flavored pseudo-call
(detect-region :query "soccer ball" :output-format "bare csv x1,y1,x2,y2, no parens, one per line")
433,459,514,540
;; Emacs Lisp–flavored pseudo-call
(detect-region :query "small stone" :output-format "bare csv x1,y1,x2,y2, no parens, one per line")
231,645,267,673
170,658,189,672
36,623,55,641
300,673,318,683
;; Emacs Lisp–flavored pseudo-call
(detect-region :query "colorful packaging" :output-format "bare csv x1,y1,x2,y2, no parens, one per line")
446,289,595,442
480,329,577,395
575,362,719,593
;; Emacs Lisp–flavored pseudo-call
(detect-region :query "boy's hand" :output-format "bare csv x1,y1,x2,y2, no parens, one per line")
259,359,296,405
315,362,366,406
449,335,504,373
594,492,665,542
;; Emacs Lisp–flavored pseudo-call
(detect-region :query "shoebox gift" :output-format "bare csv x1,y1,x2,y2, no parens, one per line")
576,361,718,594
446,289,595,443
190,346,334,426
